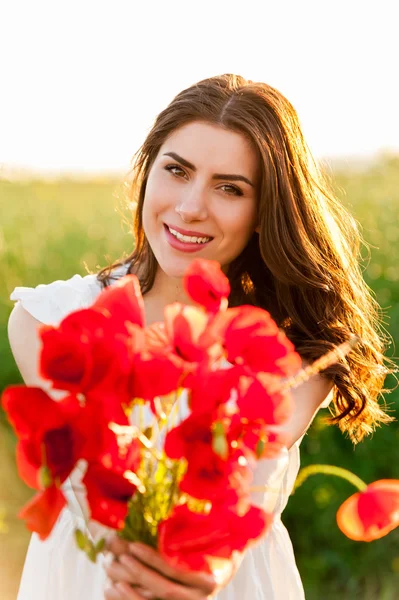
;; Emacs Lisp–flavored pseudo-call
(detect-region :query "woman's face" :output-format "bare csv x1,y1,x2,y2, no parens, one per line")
142,121,260,278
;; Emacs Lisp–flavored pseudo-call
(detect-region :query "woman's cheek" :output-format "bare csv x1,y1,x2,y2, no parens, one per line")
226,208,257,242
216,226,254,267
145,181,180,223
142,193,167,233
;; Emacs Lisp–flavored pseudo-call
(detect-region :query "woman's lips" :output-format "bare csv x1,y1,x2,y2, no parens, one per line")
165,223,213,238
163,224,213,253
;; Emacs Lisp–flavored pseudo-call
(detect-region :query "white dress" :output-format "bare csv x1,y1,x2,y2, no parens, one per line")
10,263,331,599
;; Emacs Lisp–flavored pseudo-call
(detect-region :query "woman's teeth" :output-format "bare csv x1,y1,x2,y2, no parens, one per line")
168,226,211,244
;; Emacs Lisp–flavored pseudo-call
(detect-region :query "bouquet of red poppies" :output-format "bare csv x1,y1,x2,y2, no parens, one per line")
3,258,396,573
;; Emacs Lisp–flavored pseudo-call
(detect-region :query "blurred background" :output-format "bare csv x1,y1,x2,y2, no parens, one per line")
1,1,398,599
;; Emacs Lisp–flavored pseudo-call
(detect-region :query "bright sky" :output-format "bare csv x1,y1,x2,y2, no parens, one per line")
1,0,398,175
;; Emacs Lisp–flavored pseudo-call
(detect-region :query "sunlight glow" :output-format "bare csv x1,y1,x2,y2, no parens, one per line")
1,0,398,176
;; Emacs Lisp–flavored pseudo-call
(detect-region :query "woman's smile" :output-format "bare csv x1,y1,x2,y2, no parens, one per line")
163,223,213,253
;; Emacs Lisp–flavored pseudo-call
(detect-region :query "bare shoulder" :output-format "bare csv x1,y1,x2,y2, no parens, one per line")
7,302,50,388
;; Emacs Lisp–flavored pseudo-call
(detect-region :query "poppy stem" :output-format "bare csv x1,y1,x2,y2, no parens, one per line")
292,464,368,494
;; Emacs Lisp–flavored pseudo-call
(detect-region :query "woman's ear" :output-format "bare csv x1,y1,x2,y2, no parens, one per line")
255,224,260,234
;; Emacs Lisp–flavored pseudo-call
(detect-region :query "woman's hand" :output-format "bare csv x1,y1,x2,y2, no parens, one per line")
103,533,243,599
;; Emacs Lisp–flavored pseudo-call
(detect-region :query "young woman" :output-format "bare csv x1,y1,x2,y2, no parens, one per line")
8,74,393,599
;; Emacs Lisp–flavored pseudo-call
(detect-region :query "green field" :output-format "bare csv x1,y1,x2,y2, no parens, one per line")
1,156,398,599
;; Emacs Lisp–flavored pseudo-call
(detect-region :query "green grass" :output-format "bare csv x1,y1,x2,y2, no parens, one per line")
1,156,398,599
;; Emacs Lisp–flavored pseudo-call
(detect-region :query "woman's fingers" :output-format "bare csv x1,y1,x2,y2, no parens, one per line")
105,555,137,584
104,533,131,556
105,571,154,600
113,582,149,599
104,586,122,600
104,581,143,599
117,553,204,599
105,554,186,599
104,579,126,599
127,543,216,593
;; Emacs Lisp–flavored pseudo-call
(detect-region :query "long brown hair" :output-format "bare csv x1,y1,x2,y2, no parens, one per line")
97,73,396,443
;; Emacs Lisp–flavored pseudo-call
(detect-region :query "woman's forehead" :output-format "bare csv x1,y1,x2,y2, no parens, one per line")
159,121,259,176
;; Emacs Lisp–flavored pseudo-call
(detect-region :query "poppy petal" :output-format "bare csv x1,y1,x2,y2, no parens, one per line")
92,274,145,331
18,486,67,540
16,440,42,489
183,259,230,313
83,463,137,530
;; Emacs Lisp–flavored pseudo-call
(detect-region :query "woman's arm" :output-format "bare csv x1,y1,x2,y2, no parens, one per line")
279,361,334,450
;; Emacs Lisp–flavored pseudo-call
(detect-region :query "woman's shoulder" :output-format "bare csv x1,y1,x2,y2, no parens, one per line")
9,263,130,327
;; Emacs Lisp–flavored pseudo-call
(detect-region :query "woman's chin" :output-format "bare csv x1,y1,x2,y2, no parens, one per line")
154,255,191,278
159,262,194,279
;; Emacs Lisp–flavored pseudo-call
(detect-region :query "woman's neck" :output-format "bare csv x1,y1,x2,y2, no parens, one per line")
142,266,196,327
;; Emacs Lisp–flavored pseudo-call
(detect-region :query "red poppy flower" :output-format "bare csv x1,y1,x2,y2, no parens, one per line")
83,462,138,530
2,385,127,491
183,258,230,314
210,306,301,377
187,365,241,416
164,413,213,461
18,485,67,540
165,411,244,501
128,350,187,407
179,443,239,501
163,303,224,365
2,386,85,489
39,308,134,402
336,479,399,542
158,501,271,572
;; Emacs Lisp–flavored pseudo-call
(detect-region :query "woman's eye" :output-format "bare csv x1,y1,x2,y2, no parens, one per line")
165,164,186,177
220,184,243,197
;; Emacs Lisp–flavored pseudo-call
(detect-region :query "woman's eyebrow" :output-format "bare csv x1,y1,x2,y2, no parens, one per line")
163,151,255,187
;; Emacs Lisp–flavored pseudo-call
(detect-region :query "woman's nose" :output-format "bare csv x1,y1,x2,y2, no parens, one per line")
175,188,209,222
